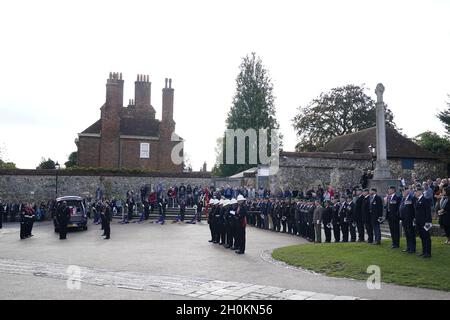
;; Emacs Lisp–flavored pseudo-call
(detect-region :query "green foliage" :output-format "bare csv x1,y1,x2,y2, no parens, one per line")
292,84,397,151
36,158,56,169
273,237,450,291
413,131,450,158
214,53,281,177
0,159,16,169
437,96,450,135
64,151,78,168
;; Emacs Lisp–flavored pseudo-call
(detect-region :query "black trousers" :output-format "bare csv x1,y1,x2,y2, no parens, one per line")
349,223,357,242
209,221,214,240
59,223,67,239
27,220,34,236
274,217,281,232
236,227,246,253
20,222,26,239
332,223,341,242
417,224,431,256
225,223,233,247
365,221,374,243
444,225,450,238
281,219,287,232
220,223,226,244
307,223,315,241
324,223,332,242
104,222,110,238
356,221,365,241
402,221,416,252
341,223,349,242
388,216,401,247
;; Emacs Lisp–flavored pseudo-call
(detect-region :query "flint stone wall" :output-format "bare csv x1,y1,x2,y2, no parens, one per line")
0,169,212,202
270,152,446,192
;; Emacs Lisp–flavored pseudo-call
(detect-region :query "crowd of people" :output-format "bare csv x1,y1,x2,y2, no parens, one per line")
2,176,450,258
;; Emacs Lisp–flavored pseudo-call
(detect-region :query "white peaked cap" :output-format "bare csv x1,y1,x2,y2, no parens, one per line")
209,199,215,205
222,199,231,206
237,194,246,202
230,198,238,205
213,199,220,205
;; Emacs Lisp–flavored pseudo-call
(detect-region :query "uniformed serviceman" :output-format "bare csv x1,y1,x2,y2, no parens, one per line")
339,197,349,242
220,199,230,245
354,188,365,242
414,186,432,258
306,201,315,242
332,197,341,242
399,188,416,253
361,189,373,243
281,199,288,233
103,201,112,240
274,200,281,232
207,199,215,243
0,199,3,229
369,188,383,245
345,195,357,242
19,207,27,240
224,199,234,249
313,199,323,243
212,199,221,243
228,198,239,250
57,201,71,240
322,200,333,243
386,185,401,248
25,204,35,238
235,195,248,254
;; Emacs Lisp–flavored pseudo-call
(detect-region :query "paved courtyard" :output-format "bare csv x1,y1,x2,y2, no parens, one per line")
1,220,449,300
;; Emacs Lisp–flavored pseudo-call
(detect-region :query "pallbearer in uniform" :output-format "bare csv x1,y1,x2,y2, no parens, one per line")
235,195,248,254
386,186,401,248
400,188,416,253
339,197,349,242
414,186,432,258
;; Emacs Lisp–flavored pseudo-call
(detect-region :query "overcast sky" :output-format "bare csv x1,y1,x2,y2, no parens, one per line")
0,0,449,170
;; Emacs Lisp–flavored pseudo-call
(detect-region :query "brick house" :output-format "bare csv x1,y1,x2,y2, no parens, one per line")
76,72,183,172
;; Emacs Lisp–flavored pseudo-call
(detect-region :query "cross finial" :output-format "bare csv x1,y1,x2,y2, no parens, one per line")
375,83,385,103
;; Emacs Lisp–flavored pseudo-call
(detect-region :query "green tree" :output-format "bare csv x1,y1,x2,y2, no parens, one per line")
437,95,450,135
214,53,281,177
292,84,397,151
413,131,450,157
0,146,16,169
64,151,77,168
36,158,56,169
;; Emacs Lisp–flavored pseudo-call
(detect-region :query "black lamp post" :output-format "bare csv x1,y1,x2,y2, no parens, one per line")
368,145,376,170
55,162,60,198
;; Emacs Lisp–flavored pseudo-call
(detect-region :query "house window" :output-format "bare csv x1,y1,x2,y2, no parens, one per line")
402,159,414,170
140,143,150,159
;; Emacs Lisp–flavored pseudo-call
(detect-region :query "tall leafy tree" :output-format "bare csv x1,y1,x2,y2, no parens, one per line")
292,84,396,151
0,146,16,169
437,95,450,135
214,53,281,177
36,158,56,170
64,151,77,168
413,131,450,157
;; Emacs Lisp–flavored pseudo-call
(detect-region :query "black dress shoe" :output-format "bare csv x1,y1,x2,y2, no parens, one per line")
104,237,110,240
417,253,424,256
391,245,399,249
408,251,416,254
231,247,237,250
208,240,213,242
373,242,381,245
402,249,408,252
224,245,230,249
423,254,431,258
235,251,244,254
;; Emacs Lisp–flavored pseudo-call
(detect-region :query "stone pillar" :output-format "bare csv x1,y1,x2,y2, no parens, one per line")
373,83,392,180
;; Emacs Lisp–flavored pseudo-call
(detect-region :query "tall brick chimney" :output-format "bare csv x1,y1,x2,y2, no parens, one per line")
135,74,151,108
100,72,123,168
161,78,175,126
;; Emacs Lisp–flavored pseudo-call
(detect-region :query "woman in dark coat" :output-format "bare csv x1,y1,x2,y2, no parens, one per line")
437,187,450,244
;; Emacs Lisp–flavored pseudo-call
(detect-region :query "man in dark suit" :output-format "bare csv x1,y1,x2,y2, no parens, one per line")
400,188,416,253
354,188,365,242
386,186,402,248
103,201,112,240
340,198,349,242
56,201,71,240
369,188,383,245
414,187,432,258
